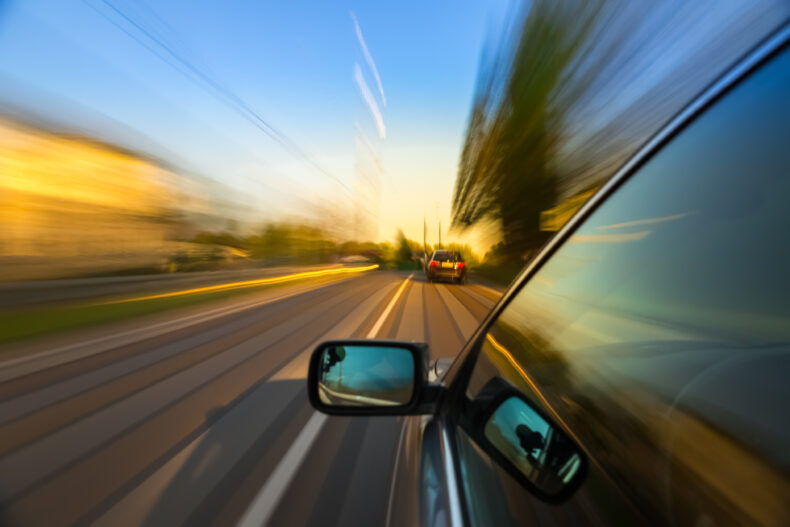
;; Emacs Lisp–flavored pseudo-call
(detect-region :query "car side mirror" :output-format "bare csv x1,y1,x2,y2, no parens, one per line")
307,340,440,415
473,383,586,502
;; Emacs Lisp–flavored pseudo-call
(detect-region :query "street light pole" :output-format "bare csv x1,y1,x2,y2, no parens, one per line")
436,201,441,249
423,215,428,270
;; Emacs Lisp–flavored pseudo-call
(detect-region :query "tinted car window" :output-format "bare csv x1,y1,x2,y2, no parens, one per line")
458,46,790,526
433,251,462,262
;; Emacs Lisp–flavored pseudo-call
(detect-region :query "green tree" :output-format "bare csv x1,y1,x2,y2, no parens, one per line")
443,242,479,266
396,229,413,262
452,1,606,259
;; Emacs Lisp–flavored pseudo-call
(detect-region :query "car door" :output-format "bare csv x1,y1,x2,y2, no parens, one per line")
432,26,790,527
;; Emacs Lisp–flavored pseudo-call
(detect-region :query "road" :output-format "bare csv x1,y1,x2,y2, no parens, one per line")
0,270,501,527
0,264,359,309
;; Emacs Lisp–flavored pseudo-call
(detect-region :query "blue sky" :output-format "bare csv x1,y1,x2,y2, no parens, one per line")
0,0,511,249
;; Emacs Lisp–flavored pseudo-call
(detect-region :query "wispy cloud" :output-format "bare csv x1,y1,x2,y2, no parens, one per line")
355,63,386,139
351,12,386,106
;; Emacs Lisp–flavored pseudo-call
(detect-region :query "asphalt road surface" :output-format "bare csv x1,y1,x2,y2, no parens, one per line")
0,270,501,527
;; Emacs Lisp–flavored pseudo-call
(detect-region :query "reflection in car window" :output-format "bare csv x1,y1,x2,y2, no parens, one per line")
459,47,790,526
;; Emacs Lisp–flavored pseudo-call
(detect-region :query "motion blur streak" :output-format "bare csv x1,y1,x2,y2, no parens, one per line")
366,274,412,338
0,118,193,282
0,271,502,526
101,264,380,304
237,274,412,527
452,0,787,268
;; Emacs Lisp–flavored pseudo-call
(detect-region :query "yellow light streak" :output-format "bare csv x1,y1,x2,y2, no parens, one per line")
484,333,581,446
101,264,379,304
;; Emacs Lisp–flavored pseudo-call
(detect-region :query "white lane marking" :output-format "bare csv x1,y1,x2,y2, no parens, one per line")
366,273,413,338
269,280,402,383
93,279,402,527
0,277,382,496
236,273,413,527
394,277,424,341
236,412,328,527
0,278,347,383
0,313,320,496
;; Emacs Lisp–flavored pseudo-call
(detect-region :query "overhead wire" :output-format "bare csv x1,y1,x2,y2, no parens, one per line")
92,0,356,197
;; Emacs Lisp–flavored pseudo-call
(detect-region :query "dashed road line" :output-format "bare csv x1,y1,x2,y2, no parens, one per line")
236,273,413,527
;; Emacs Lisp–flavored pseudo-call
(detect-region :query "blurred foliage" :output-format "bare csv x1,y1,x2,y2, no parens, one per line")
183,225,442,272
442,242,480,266
453,0,606,259
246,222,336,265
472,262,524,288
483,241,508,265
470,241,524,286
396,229,413,263
190,231,245,250
452,0,783,262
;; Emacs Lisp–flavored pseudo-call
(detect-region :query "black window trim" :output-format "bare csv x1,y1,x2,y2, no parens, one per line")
436,19,790,526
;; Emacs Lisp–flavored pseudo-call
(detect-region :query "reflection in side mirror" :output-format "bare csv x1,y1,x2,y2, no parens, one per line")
483,394,585,501
308,340,424,415
317,344,415,406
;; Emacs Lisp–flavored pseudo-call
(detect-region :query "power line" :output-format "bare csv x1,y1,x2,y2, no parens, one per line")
91,0,354,196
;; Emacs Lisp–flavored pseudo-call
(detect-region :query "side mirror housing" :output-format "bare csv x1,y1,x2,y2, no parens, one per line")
307,340,441,416
470,380,587,503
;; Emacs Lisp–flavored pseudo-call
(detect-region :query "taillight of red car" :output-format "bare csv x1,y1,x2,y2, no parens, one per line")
430,261,438,268
456,262,465,270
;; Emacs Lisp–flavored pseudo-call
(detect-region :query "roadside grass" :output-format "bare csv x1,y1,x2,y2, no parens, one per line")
0,274,346,347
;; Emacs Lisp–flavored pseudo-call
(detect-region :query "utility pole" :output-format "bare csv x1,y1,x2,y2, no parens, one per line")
423,216,427,257
436,201,441,249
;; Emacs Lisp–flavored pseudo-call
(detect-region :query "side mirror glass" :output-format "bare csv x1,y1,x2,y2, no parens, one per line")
308,340,426,415
479,389,586,501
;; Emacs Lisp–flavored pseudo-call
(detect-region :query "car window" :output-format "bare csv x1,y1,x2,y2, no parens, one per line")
433,251,456,262
456,45,790,526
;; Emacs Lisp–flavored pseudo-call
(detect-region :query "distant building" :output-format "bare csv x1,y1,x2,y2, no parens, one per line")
0,117,209,280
